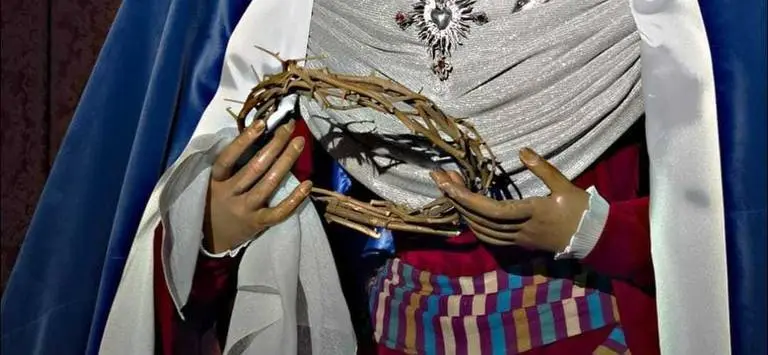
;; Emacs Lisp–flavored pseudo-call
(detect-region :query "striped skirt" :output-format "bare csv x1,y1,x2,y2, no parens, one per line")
368,258,629,355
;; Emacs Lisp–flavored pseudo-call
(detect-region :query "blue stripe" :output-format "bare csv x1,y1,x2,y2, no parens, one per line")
402,264,414,290
538,303,557,345
496,290,512,313
547,279,563,303
489,312,507,355
609,326,627,345
436,275,453,295
587,293,605,330
509,273,523,289
423,300,437,355
386,288,404,348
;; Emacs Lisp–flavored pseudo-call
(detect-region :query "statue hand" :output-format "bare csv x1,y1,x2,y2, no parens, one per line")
430,148,589,253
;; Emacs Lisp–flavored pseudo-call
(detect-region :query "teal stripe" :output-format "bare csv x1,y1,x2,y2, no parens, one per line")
496,290,511,312
436,275,453,295
423,300,437,355
509,273,523,288
538,303,556,345
547,279,563,303
489,313,507,355
609,326,627,345
386,288,404,348
402,264,414,290
587,293,605,329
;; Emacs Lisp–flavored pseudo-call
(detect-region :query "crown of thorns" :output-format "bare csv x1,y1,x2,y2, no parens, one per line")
235,48,503,238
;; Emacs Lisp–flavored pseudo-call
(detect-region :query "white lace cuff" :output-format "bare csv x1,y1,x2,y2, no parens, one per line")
200,240,253,258
554,186,610,260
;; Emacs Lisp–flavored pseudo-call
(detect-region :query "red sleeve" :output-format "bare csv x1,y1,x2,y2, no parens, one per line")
153,223,241,355
581,197,654,289
153,118,317,354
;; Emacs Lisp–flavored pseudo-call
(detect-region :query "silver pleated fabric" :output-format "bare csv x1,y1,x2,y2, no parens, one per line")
300,0,643,207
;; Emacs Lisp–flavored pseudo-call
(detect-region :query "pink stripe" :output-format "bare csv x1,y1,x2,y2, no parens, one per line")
535,283,549,305
381,294,392,344
510,287,523,309
526,306,543,348
395,298,407,349
497,272,509,292
434,315,446,355
485,291,498,315
477,314,493,355
601,293,616,325
474,273,486,294
575,296,591,332
550,301,568,340
453,316,468,355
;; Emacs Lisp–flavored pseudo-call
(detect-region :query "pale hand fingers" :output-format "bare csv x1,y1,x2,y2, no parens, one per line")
471,227,516,246
212,120,266,181
445,170,465,184
519,148,571,193
431,171,533,220
231,120,296,194
252,180,313,226
453,202,524,232
246,136,305,208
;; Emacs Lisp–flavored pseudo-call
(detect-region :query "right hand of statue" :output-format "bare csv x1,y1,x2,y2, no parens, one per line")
202,119,312,254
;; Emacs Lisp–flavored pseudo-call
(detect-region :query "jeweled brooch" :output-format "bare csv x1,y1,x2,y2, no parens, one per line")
395,0,489,81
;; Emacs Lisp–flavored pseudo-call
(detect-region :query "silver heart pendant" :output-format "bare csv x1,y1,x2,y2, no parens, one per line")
430,7,452,30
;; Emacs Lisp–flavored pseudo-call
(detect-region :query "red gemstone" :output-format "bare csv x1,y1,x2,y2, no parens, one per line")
395,11,406,22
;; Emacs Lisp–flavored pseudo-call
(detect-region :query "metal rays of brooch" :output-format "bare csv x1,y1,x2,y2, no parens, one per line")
395,0,489,81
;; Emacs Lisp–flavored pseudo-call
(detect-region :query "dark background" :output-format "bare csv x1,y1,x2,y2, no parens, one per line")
1,0,121,292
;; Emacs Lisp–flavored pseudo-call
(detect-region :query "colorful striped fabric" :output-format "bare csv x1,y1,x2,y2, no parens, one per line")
369,258,629,355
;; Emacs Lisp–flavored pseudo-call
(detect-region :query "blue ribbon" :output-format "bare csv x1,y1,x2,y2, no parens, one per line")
331,161,395,258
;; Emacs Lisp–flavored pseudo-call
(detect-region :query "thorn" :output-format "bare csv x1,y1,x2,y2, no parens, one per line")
250,65,261,82
254,45,285,63
226,107,238,120
223,98,245,104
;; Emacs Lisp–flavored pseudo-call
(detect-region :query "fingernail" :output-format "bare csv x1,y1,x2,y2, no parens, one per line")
520,148,538,164
430,171,447,183
300,181,313,194
247,120,265,137
292,136,305,150
283,119,296,132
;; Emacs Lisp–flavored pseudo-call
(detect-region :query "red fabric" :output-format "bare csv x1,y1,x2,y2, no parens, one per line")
291,118,314,182
153,224,241,355
383,141,659,355
153,121,659,354
152,120,315,354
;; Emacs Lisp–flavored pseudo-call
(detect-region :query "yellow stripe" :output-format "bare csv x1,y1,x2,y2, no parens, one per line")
593,345,617,355
447,295,461,317
405,293,420,352
463,316,481,355
459,276,475,295
611,297,620,322
513,309,531,352
522,285,537,308
484,271,498,294
472,294,486,315
572,285,586,297
563,298,582,337
391,259,401,286
374,291,387,342
419,270,433,295
440,316,456,355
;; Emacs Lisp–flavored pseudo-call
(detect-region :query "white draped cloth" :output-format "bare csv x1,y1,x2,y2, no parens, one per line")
100,0,731,354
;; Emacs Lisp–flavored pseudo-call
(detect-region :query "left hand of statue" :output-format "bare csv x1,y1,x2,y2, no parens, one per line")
430,148,589,253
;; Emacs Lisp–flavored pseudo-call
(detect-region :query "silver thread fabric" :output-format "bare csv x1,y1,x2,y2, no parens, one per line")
300,0,643,208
